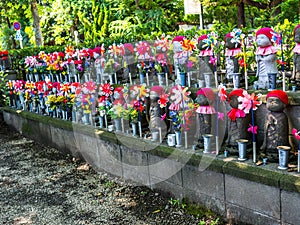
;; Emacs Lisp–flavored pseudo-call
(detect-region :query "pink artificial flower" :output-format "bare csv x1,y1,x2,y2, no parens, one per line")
187,60,194,69
161,113,167,121
218,84,227,102
218,112,224,121
209,56,217,65
248,124,258,134
292,128,300,140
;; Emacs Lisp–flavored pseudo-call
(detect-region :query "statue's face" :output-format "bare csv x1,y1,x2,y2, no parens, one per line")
256,34,272,47
198,40,209,50
113,91,120,99
225,37,241,49
173,41,182,53
229,95,240,108
150,91,159,100
295,28,300,43
266,96,286,112
196,94,209,106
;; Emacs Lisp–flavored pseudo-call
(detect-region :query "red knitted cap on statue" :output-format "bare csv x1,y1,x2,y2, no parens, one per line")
198,34,208,42
228,89,244,101
256,27,274,40
150,86,165,95
266,90,288,105
294,24,300,36
196,88,215,101
172,36,185,43
114,86,123,93
224,32,234,41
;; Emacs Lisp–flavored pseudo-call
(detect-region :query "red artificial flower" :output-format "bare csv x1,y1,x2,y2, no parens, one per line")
238,59,247,67
158,93,169,108
276,59,286,65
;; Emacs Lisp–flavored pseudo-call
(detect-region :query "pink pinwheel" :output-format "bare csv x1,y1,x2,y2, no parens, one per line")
292,128,300,140
169,85,191,111
135,41,152,61
238,90,261,114
218,84,227,102
248,124,258,134
83,81,96,93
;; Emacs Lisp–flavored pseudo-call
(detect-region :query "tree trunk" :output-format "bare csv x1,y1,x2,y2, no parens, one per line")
237,2,246,28
270,0,282,16
30,0,43,47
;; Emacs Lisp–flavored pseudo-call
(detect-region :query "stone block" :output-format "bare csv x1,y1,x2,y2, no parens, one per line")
184,189,226,217
150,177,184,200
98,140,122,178
182,164,225,200
50,126,66,152
120,146,150,186
72,132,100,169
148,154,183,187
281,190,300,225
62,130,82,158
38,122,52,147
226,203,280,225
225,174,280,220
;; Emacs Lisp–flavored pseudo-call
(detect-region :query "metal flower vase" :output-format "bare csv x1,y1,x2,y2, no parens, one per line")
268,73,277,90
179,72,186,86
237,139,248,161
277,146,290,170
203,134,213,153
175,130,182,147
232,73,241,89
203,73,212,88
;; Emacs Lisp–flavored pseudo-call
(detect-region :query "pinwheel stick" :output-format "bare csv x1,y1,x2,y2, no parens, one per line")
251,100,256,163
242,36,248,90
280,33,286,91
215,92,219,155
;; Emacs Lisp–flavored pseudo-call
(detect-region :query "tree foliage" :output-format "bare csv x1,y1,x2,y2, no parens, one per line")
0,0,298,49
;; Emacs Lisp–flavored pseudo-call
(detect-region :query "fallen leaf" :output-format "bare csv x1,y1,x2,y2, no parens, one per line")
77,163,90,171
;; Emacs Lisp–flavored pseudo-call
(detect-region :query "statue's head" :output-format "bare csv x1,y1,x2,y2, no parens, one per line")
256,27,274,47
228,89,244,109
294,24,300,43
123,43,134,56
196,87,215,106
113,86,123,100
266,90,288,112
225,33,241,49
172,36,185,53
198,34,210,51
149,86,164,100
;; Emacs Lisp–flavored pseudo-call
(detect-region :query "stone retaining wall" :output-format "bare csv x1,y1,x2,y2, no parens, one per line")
2,107,300,225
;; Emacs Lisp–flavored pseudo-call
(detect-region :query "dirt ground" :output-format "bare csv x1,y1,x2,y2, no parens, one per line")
0,116,223,225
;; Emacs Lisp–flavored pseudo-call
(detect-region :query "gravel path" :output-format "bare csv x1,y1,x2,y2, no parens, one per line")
0,117,223,225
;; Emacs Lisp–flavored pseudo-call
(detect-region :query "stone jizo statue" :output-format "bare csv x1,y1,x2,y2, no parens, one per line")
255,27,278,89
292,24,300,82
261,90,289,162
194,87,215,148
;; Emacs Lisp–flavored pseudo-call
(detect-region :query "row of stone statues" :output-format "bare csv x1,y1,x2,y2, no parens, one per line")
193,25,300,90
